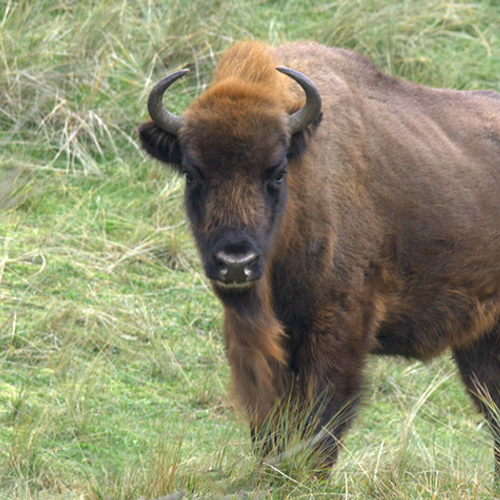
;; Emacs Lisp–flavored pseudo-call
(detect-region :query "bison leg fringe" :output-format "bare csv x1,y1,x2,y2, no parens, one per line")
223,304,290,427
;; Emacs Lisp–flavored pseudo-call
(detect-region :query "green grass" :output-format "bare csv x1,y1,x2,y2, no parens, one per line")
1,0,500,498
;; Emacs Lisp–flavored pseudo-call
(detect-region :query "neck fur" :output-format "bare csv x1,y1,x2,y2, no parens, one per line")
222,276,290,426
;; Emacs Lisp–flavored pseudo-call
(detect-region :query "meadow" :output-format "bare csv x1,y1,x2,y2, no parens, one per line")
1,0,500,498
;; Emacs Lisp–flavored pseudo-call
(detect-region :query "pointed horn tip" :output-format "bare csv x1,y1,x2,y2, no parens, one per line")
156,68,190,85
276,66,293,76
276,66,315,86
276,66,305,78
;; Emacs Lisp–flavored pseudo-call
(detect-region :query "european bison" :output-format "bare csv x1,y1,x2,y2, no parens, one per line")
139,41,500,472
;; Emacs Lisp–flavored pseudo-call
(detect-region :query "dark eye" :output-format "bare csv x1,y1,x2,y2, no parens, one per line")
184,171,195,184
266,168,287,195
270,167,287,185
274,171,286,184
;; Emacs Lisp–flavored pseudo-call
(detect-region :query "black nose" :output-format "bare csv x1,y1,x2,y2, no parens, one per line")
214,250,260,283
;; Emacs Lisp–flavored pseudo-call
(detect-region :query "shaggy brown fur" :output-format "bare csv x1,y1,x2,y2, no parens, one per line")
139,41,500,471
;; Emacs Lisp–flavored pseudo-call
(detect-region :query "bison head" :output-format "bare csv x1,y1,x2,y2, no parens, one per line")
139,64,321,303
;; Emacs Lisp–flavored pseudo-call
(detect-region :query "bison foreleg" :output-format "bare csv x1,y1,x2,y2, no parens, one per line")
304,379,363,471
254,331,368,472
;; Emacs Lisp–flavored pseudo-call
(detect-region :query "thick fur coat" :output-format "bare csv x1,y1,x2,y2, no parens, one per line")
139,41,500,470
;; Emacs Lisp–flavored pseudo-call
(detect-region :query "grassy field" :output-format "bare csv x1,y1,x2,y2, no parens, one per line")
1,0,500,498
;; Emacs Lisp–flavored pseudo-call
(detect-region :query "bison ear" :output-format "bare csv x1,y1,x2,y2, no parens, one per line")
287,112,323,162
138,121,183,170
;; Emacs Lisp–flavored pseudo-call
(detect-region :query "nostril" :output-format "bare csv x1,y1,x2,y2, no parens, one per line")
214,251,260,283
243,254,259,276
214,252,227,266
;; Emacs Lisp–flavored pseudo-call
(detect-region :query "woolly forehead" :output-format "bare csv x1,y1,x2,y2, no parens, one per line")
179,80,291,173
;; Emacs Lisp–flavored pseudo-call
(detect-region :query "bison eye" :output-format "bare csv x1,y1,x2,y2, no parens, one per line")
265,168,287,195
181,162,203,187
270,167,287,185
182,170,197,185
185,172,194,184
274,171,286,184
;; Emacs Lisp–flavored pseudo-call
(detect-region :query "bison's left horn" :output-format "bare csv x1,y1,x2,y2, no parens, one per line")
147,69,189,136
276,67,322,135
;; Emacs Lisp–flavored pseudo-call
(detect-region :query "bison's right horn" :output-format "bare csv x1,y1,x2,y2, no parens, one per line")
276,67,322,135
147,69,189,136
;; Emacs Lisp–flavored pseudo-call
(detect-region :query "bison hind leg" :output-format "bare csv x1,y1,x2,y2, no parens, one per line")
454,325,500,476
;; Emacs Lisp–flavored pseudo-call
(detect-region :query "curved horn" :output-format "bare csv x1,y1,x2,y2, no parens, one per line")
147,69,190,136
276,67,322,135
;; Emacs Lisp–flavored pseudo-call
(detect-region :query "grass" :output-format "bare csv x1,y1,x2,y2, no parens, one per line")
1,0,500,497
